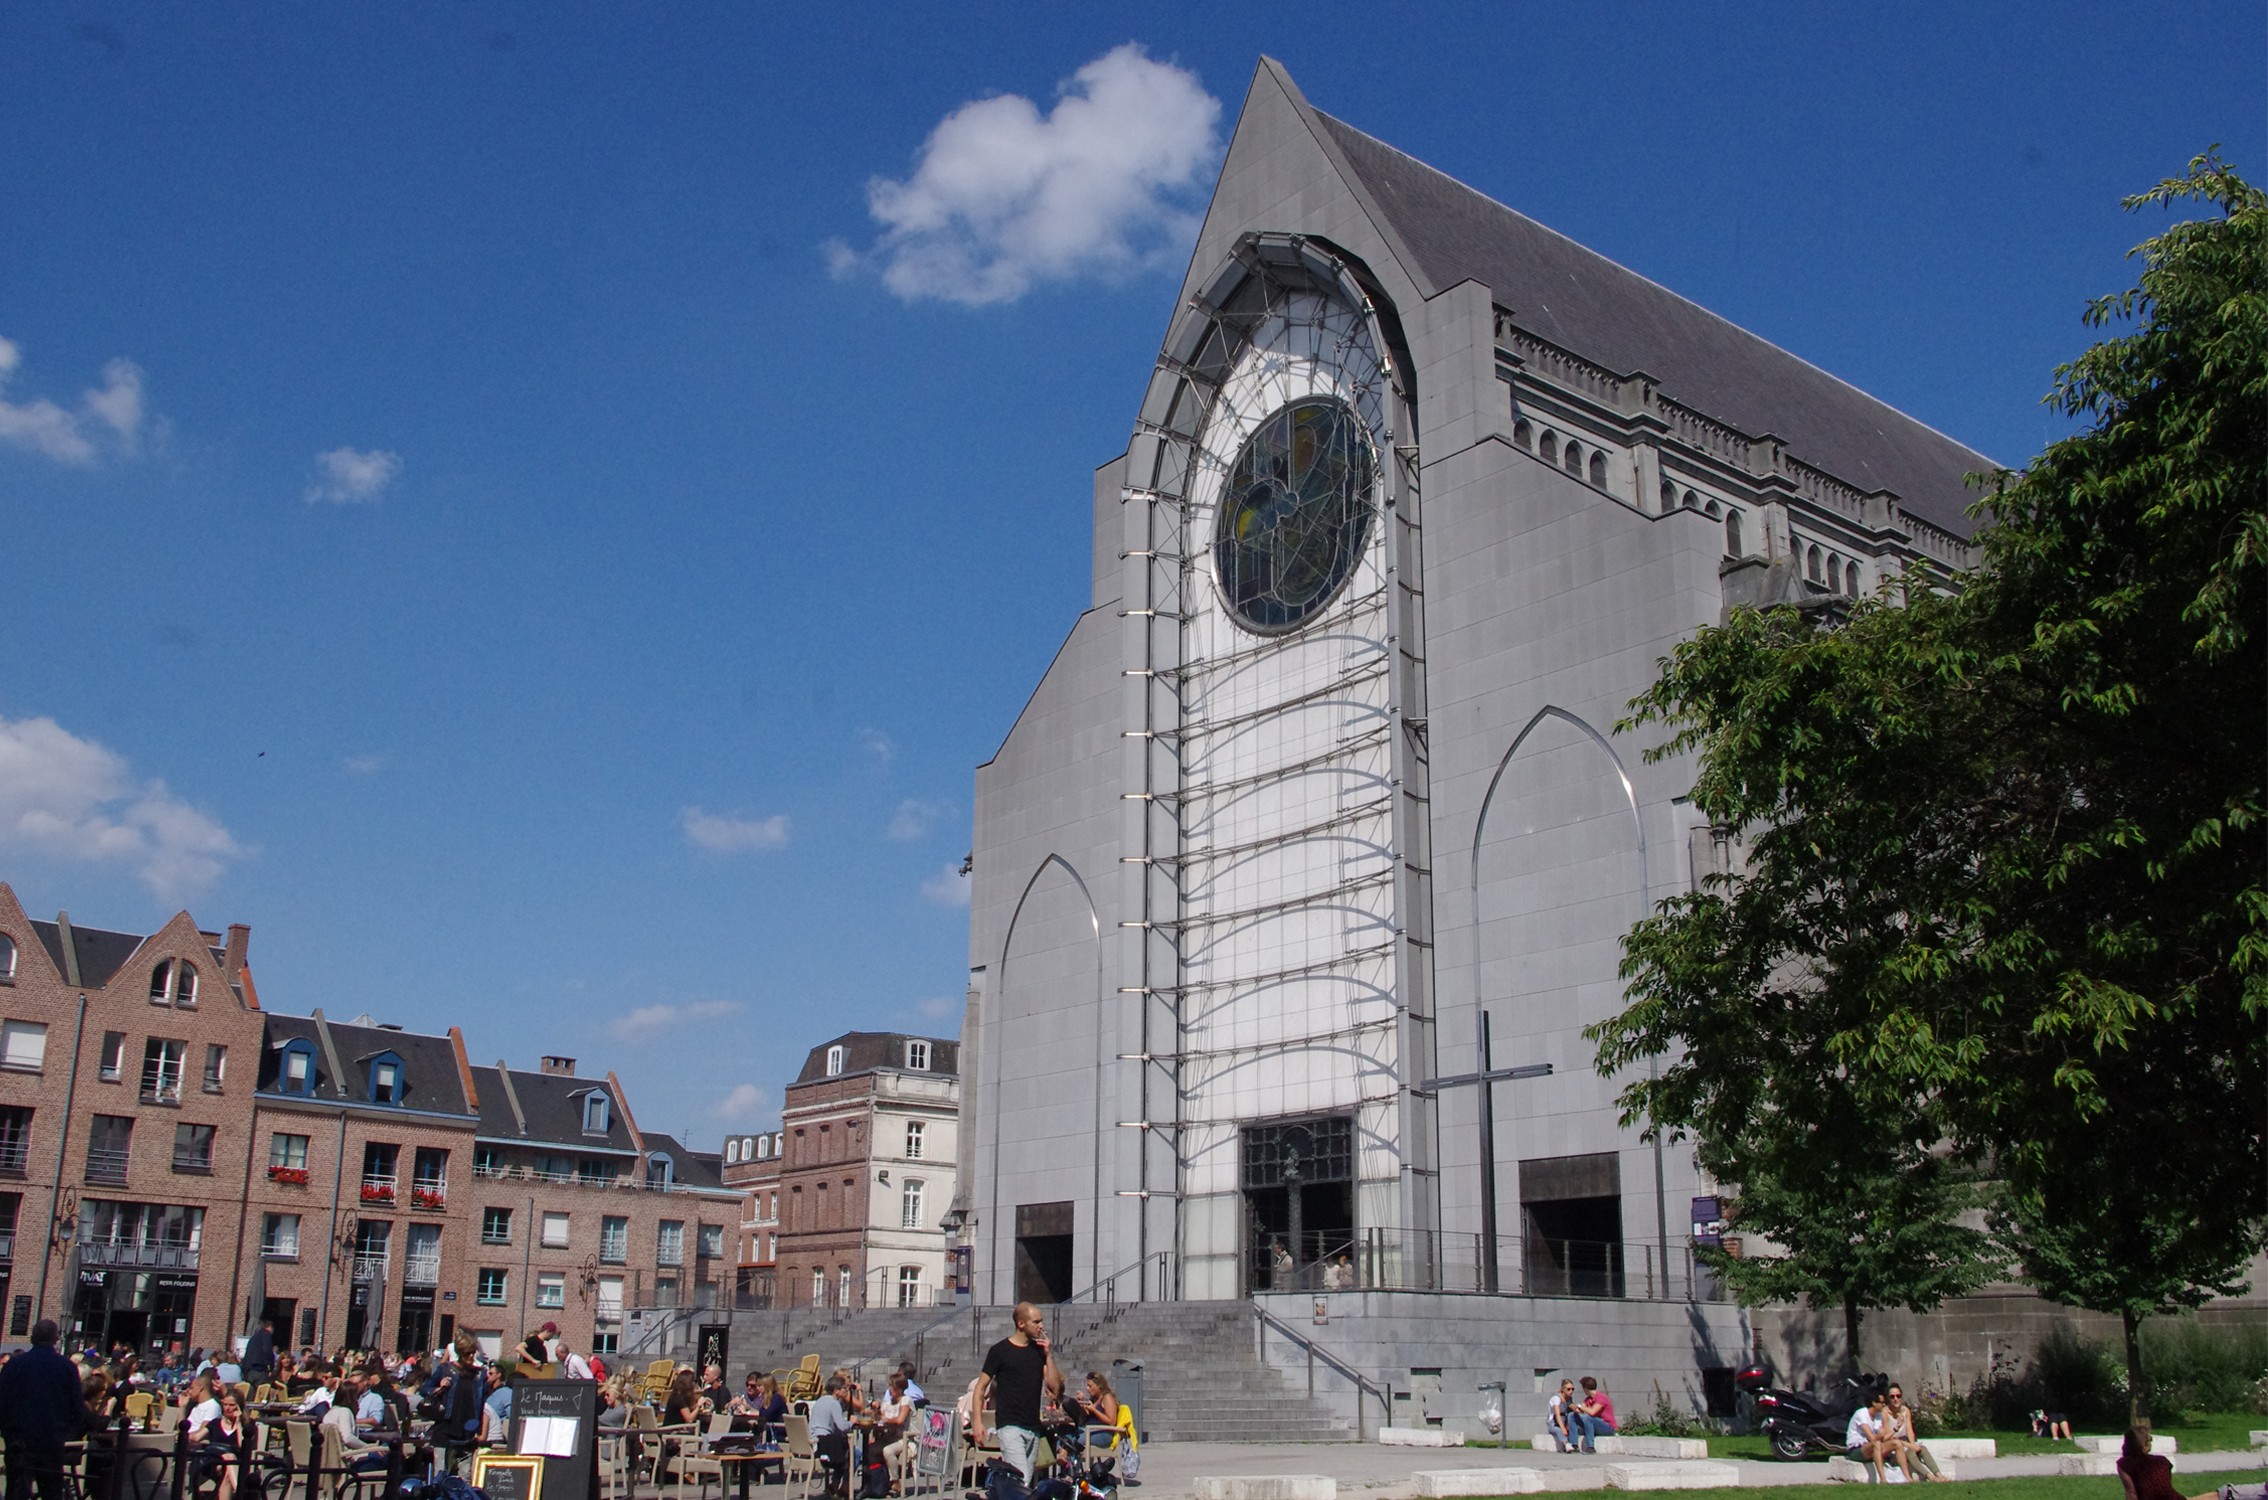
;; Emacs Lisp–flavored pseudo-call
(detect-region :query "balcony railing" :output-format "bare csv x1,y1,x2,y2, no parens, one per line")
140,1074,183,1105
85,1148,130,1184
81,1240,198,1271
0,1139,28,1177
409,1182,447,1212
359,1175,397,1206
403,1253,441,1286
656,1247,684,1268
351,1253,389,1283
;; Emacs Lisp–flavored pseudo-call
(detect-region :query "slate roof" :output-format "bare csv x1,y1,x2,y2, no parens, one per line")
1311,109,1996,540
31,919,158,990
640,1131,728,1193
471,1064,639,1153
259,1012,476,1117
791,1032,959,1085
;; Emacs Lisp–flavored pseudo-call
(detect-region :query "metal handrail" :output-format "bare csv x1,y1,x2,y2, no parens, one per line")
1251,1300,1391,1438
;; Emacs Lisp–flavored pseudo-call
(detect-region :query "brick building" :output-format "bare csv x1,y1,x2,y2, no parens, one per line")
719,1129,783,1308
773,1032,959,1310
0,884,730,1359
246,1011,480,1358
464,1056,735,1359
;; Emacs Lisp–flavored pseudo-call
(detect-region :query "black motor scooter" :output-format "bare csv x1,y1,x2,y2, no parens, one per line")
1736,1363,1888,1459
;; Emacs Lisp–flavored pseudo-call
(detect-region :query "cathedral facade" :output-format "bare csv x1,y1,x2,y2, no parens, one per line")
958,60,1985,1307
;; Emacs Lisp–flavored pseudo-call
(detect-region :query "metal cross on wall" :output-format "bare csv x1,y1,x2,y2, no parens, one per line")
1420,1011,1552,1294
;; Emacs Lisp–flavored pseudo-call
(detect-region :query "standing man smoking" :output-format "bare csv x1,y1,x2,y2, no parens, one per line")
971,1303,1064,1487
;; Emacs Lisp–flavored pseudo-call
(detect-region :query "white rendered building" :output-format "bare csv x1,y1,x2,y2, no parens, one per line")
958,61,1984,1309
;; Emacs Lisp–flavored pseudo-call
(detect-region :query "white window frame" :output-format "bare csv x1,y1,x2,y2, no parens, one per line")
0,1019,48,1073
824,1045,845,1076
261,1213,301,1259
540,1211,571,1249
897,1265,923,1307
900,1180,923,1230
905,1040,930,1071
904,1120,925,1160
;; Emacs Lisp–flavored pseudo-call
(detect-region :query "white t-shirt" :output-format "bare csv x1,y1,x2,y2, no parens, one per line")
1846,1407,1884,1449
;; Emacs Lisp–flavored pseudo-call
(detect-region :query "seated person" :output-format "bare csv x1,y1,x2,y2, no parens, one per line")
2033,1408,2074,1441
1064,1371,1119,1433
1883,1385,1946,1482
879,1374,918,1488
1546,1379,1584,1453
807,1376,854,1499
320,1378,390,1474
700,1364,731,1412
1845,1393,1908,1483
895,1363,927,1407
1575,1377,1618,1444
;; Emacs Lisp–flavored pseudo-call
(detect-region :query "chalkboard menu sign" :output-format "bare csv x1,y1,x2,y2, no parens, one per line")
509,1380,600,1500
472,1455,543,1500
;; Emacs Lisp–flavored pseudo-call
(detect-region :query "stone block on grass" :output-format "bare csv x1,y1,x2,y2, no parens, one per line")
2079,1435,2174,1454
1921,1440,1995,1460
1194,1478,1337,1500
1604,1461,1741,1490
1381,1427,1466,1447
1596,1437,1711,1460
1415,1468,1544,1496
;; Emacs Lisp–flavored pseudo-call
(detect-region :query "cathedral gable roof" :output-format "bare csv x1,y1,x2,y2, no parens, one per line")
1266,69,1992,539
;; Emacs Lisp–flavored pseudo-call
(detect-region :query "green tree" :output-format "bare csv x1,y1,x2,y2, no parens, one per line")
1593,155,2267,1416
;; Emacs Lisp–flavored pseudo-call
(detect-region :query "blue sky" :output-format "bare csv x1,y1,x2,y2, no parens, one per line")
1,2,2259,1147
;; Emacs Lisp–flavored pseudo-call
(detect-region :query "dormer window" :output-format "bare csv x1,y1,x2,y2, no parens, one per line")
280,1042,315,1097
0,933,15,981
647,1152,675,1188
368,1051,405,1105
583,1091,612,1135
905,1040,930,1072
824,1045,845,1077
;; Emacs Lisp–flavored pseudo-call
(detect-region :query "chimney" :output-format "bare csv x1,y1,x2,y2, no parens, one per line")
224,924,250,974
540,1056,576,1076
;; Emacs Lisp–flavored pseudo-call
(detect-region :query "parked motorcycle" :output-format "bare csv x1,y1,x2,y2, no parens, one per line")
1735,1363,1888,1460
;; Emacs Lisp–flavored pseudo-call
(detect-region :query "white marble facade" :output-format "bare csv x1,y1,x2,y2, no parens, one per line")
961,60,1987,1305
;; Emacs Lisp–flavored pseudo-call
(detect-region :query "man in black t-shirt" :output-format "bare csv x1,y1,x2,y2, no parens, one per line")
972,1303,1062,1486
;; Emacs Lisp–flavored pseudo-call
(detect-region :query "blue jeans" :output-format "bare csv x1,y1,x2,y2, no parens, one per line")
1572,1413,1615,1448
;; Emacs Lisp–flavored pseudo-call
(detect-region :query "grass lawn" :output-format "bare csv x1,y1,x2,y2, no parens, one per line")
1701,1411,2264,1462
1610,1472,2268,1500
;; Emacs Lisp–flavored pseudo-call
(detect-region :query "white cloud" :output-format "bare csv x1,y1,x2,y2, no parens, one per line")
0,712,244,899
608,999,742,1043
858,728,896,767
916,995,959,1021
920,862,972,907
0,336,146,464
342,753,389,776
830,44,1223,306
680,806,791,853
712,1083,771,1123
887,798,951,841
305,446,402,504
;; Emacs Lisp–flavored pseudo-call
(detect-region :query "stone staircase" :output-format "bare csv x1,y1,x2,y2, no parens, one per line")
707,1300,1359,1443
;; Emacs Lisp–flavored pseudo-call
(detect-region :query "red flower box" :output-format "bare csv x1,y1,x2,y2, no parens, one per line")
360,1183,395,1204
268,1165,311,1186
411,1187,446,1211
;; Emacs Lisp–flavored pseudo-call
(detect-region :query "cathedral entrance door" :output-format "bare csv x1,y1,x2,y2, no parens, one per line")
1239,1116,1355,1294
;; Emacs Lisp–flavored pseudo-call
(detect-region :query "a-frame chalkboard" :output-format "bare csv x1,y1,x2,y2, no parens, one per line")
509,1380,601,1500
